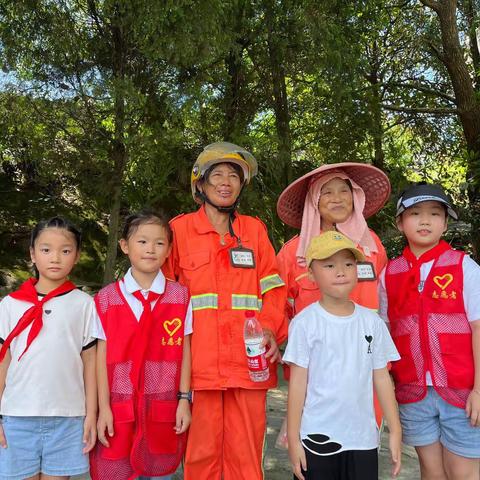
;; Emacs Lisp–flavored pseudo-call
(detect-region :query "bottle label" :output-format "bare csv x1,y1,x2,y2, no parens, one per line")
245,339,268,371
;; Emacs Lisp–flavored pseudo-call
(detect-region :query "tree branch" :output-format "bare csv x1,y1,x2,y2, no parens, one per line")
386,81,456,103
426,40,446,64
419,0,440,11
383,103,459,114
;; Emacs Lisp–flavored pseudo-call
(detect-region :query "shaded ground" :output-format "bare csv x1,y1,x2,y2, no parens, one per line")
77,383,420,479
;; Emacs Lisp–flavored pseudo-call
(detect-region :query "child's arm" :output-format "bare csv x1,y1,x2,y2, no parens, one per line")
96,339,114,447
373,367,402,477
81,344,97,453
466,319,480,426
175,335,191,434
287,364,307,480
0,350,11,449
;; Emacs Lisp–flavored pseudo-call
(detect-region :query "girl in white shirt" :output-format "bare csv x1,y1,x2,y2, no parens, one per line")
0,216,97,480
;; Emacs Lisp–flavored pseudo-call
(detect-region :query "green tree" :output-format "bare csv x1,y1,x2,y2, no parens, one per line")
0,0,224,283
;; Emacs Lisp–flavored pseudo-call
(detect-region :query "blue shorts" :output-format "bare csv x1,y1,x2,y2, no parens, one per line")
399,387,480,458
0,416,89,480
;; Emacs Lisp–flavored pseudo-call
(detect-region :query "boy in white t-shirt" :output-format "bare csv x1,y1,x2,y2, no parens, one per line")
284,231,401,480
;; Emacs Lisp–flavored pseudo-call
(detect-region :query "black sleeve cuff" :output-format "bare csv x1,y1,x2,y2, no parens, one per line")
82,339,97,351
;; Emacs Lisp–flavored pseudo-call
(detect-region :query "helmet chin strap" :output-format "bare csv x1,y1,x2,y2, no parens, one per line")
195,184,246,247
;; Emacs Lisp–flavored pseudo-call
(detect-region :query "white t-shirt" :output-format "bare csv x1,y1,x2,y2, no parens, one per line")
283,302,399,454
378,254,480,385
0,289,97,416
92,268,193,340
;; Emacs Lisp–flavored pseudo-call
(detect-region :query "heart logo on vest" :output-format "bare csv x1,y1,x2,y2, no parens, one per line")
164,318,182,337
433,273,453,291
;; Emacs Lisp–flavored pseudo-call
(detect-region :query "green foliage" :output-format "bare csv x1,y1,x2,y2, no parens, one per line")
0,0,478,285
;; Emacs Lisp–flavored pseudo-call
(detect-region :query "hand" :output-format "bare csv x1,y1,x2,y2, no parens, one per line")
262,329,282,363
288,438,307,480
466,390,480,427
83,413,97,453
175,399,191,434
0,423,7,449
389,428,402,477
97,407,114,448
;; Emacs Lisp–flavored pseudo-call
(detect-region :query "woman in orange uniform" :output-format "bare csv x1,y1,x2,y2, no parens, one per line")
165,142,287,480
276,162,390,429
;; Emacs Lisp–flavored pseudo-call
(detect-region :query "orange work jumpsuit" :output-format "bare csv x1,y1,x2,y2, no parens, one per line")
165,206,287,480
277,231,387,425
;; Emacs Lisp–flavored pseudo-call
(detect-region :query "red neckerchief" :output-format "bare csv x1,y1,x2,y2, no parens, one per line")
0,278,76,362
402,240,452,295
129,290,161,390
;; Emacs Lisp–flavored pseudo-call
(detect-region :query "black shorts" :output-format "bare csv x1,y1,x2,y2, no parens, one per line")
295,447,378,480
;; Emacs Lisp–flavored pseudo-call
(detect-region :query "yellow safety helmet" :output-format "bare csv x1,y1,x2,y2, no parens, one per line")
191,141,258,204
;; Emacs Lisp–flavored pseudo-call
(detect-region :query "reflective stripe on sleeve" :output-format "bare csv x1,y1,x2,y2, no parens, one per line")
191,293,218,311
259,274,285,295
231,294,261,311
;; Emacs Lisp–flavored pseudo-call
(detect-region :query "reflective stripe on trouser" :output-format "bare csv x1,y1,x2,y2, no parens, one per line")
184,389,267,480
191,293,218,311
259,274,284,295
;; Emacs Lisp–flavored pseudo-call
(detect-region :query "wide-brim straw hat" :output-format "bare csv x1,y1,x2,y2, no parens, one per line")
277,162,391,229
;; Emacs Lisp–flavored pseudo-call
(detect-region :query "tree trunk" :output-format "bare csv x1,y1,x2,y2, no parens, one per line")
102,136,126,285
366,40,385,171
421,0,480,257
223,1,248,141
265,0,293,188
461,0,480,87
224,47,244,140
431,0,480,152
102,3,127,284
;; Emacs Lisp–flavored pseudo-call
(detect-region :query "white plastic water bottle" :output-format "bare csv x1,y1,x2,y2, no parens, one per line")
244,310,269,382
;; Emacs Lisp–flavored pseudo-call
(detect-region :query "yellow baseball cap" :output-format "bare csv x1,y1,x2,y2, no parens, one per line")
306,231,365,267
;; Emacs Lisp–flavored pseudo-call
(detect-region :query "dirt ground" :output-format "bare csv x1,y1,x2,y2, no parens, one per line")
77,382,421,480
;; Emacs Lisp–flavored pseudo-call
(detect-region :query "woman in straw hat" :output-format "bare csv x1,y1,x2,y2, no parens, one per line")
277,162,391,319
276,163,391,442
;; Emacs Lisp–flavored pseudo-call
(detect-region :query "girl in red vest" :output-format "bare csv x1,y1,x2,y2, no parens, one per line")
90,210,192,480
0,217,98,480
379,183,480,479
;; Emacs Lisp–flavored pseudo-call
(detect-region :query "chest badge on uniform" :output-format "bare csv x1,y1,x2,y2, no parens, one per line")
230,247,256,268
163,318,182,337
356,262,376,282
433,273,453,290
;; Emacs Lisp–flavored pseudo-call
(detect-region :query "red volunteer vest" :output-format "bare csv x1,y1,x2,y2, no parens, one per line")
385,247,473,408
90,280,189,480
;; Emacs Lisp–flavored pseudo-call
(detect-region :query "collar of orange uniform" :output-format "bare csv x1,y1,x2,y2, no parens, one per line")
193,205,249,241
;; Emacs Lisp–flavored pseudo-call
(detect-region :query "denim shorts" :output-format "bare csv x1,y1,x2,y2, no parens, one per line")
0,416,89,480
399,387,480,458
